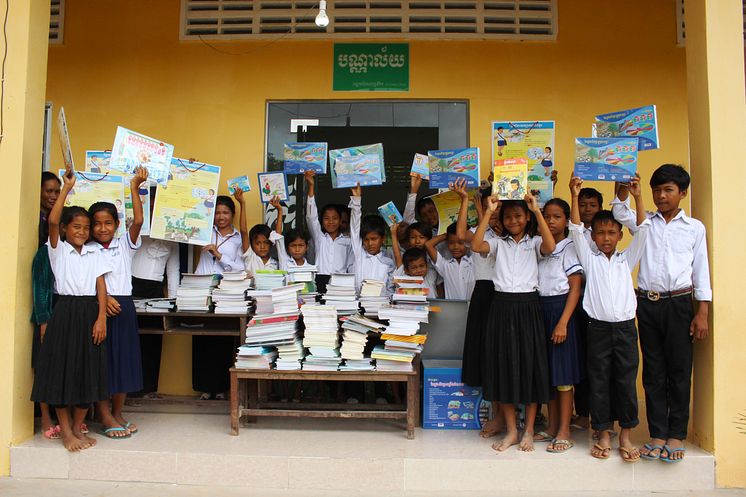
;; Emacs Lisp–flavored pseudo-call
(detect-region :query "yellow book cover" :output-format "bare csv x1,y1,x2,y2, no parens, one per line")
493,159,528,201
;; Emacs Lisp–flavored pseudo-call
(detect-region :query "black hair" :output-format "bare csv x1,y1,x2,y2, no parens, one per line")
215,195,236,215
578,187,603,206
402,247,427,269
337,204,351,218
360,214,386,239
249,224,271,244
446,222,459,237
591,210,622,231
41,171,61,187
545,146,552,152
543,198,571,236
284,228,309,253
650,163,690,191
499,200,538,237
406,222,433,240
61,205,89,226
88,201,119,226
415,197,435,215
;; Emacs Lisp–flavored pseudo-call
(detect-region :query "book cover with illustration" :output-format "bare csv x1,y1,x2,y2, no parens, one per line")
574,137,639,181
329,143,386,188
227,175,251,194
410,153,430,179
257,171,289,203
428,147,480,188
492,159,528,200
283,142,328,174
377,201,403,227
594,105,659,151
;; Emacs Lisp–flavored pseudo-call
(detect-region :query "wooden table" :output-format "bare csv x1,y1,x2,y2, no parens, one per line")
230,358,421,439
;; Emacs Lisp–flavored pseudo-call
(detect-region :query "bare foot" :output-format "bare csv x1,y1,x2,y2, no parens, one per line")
492,430,519,452
480,417,505,438
663,438,686,461
60,431,90,452
73,426,97,447
519,431,535,452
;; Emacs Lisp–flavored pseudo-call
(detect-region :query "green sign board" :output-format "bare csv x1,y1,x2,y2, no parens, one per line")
333,43,409,92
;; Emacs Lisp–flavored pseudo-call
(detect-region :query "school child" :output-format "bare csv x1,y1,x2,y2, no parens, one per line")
569,176,649,462
471,194,556,453
269,196,310,270
193,194,245,400
235,189,278,275
389,225,439,296
536,198,584,453
31,166,111,452
304,171,352,293
453,182,505,437
39,171,61,246
87,166,149,438
348,184,396,294
611,165,711,463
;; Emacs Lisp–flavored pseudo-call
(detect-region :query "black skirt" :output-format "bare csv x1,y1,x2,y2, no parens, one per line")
461,280,495,386
31,295,109,406
107,296,143,394
482,291,550,405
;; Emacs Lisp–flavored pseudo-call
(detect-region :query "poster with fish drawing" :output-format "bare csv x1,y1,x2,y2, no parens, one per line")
594,105,659,151
428,147,480,188
574,137,638,182
329,143,386,188
283,142,328,174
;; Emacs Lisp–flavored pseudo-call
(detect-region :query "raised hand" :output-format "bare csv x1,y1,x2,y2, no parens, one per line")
525,193,541,213
269,195,282,210
449,178,468,199
232,186,245,204
628,173,643,198
569,176,583,197
351,183,362,197
550,169,558,187
63,164,76,189
131,166,149,188
485,195,500,213
304,170,316,186
410,172,422,193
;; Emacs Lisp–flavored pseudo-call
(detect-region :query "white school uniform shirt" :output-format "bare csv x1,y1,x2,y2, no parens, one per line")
306,195,352,275
538,238,583,297
242,238,278,277
487,234,543,293
468,226,500,282
393,265,440,297
48,240,112,296
433,253,475,300
611,196,712,301
569,219,651,322
131,236,180,298
195,225,244,276
88,232,141,296
403,193,417,224
269,231,308,271
348,196,396,294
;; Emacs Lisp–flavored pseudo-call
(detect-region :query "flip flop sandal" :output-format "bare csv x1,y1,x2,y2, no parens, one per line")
660,445,686,463
591,443,611,459
533,431,554,442
43,425,61,440
122,421,138,434
547,439,574,453
619,446,641,463
101,427,131,439
640,443,664,460
80,423,89,434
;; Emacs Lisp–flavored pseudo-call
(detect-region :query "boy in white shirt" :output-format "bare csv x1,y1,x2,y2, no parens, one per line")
611,165,711,463
569,176,649,462
425,222,475,300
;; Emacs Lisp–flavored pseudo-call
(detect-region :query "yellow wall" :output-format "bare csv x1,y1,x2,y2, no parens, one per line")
45,0,690,395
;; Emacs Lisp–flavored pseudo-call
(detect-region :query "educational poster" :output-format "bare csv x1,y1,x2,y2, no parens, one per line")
410,153,430,180
594,105,659,151
257,171,289,203
59,169,125,236
423,362,483,430
427,148,480,189
427,190,479,235
377,201,403,227
329,143,386,189
109,127,174,185
227,175,251,194
493,159,528,200
149,158,221,246
283,142,328,174
574,137,639,182
57,107,74,168
491,121,555,206
85,150,112,174
124,175,150,236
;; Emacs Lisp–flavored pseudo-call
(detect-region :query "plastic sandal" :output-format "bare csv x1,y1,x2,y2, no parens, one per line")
43,425,61,440
547,439,574,453
122,421,138,434
591,443,611,459
619,446,641,463
101,427,131,439
80,423,89,434
640,443,664,460
660,445,686,463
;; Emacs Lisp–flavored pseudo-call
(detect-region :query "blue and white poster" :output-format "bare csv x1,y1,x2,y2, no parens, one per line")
427,147,480,189
283,142,328,174
423,360,483,430
594,105,659,151
574,137,639,182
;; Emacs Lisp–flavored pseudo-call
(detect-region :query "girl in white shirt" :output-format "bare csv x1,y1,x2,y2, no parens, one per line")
471,195,556,454
537,198,584,453
193,195,245,400
87,167,149,438
31,167,111,452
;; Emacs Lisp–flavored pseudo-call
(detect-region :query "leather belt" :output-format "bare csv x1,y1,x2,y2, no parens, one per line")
636,287,693,302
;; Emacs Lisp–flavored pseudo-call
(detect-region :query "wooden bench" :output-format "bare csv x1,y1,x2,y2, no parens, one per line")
229,359,421,439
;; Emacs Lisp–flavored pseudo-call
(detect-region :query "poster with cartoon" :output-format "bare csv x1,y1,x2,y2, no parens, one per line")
109,127,174,185
594,105,659,151
377,201,403,227
574,137,639,182
124,175,150,236
428,148,480,188
257,171,289,203
57,107,74,168
410,153,430,180
149,158,221,246
227,175,251,194
329,143,386,189
58,169,125,236
493,159,528,200
491,121,555,206
427,190,479,235
283,142,328,174
85,150,112,174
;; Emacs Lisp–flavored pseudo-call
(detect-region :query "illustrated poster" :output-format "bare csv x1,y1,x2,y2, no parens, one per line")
85,150,112,174
257,171,289,203
427,190,479,235
410,153,430,180
57,107,74,169
283,142,328,174
594,105,659,151
59,169,125,237
329,143,386,189
377,201,403,227
109,127,174,185
574,137,639,182
492,159,528,201
428,148,480,189
227,175,251,194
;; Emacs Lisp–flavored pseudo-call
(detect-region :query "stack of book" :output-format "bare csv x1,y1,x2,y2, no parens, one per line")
175,273,219,312
271,283,305,314
287,264,319,301
235,345,278,369
134,298,176,312
246,290,273,314
212,271,253,314
241,311,301,363
322,273,359,315
391,275,430,304
375,303,430,372
254,269,286,290
340,314,385,360
300,304,341,371
358,279,389,318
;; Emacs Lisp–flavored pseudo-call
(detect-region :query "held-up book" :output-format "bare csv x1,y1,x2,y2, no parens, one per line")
329,143,386,188
410,153,430,180
377,201,403,227
227,175,251,194
256,172,289,203
594,105,659,151
428,147,480,188
574,137,639,182
492,159,528,200
283,142,328,174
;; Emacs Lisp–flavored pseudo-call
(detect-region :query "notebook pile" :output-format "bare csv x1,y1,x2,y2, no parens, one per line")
176,273,219,312
287,264,319,301
271,283,305,313
322,273,359,315
339,313,385,371
235,346,277,370
134,298,176,312
358,279,389,318
300,304,341,371
391,275,430,304
212,271,253,314
254,269,286,290
374,303,430,372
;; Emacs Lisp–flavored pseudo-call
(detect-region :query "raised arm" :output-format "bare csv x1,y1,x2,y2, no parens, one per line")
48,165,75,248
471,195,499,255
165,243,180,298
304,171,323,242
233,188,250,252
425,233,447,262
128,166,148,243
451,178,473,243
349,184,363,261
569,177,592,267
628,175,647,226
526,193,555,256
269,195,289,271
403,173,421,224
390,221,404,268
569,176,583,226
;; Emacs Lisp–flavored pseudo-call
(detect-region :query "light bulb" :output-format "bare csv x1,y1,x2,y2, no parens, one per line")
315,1,329,27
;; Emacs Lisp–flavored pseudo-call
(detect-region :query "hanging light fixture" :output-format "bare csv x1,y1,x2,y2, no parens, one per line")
315,0,330,27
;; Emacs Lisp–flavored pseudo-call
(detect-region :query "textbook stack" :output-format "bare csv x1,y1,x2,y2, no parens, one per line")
391,275,430,304
240,311,301,369
254,269,286,290
212,271,253,315
176,273,219,312
358,279,389,318
271,283,305,313
322,273,359,316
134,298,176,312
339,314,386,371
300,304,342,371
235,345,277,369
287,265,319,303
375,303,430,372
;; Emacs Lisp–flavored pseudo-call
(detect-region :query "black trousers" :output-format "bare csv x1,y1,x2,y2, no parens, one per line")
587,318,639,431
132,277,165,394
637,295,694,440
